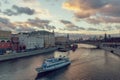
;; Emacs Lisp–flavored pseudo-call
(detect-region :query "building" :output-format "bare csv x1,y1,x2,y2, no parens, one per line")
18,33,43,50
55,36,69,44
0,30,11,41
11,34,20,51
0,30,12,54
55,35,70,49
18,30,55,50
0,30,55,54
0,41,11,49
30,31,55,47
105,37,120,43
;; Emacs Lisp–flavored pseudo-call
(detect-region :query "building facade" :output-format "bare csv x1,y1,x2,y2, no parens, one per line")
0,30,12,54
0,30,55,54
55,36,69,44
18,30,55,50
30,31,55,47
11,34,20,52
0,30,11,41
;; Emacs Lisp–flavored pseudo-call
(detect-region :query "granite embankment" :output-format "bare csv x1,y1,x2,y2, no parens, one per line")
0,47,57,61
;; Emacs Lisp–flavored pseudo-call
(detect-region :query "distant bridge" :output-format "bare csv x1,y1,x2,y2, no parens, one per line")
75,40,102,48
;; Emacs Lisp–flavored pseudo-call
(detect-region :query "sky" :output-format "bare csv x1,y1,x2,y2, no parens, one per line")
0,0,120,34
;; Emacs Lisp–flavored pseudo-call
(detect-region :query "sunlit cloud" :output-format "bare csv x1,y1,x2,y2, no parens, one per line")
0,17,56,33
62,0,120,34
0,0,120,34
63,0,106,18
62,0,120,23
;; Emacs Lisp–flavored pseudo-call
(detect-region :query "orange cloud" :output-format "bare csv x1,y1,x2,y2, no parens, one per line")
63,2,96,18
63,0,104,18
63,2,80,11
62,0,105,18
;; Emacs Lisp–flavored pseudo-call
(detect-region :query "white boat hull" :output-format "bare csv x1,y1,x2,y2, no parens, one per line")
36,61,71,74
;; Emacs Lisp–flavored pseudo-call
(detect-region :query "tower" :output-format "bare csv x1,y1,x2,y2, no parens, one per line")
67,34,69,41
104,33,107,41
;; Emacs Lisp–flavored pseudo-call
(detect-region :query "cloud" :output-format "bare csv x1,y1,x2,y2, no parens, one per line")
45,25,56,30
63,0,107,18
3,9,17,16
60,20,71,24
86,18,100,24
100,1,120,17
0,17,10,24
87,27,107,31
66,26,85,31
0,17,55,32
61,20,77,28
0,0,52,21
22,0,33,2
28,18,50,28
13,5,35,15
60,20,85,31
78,27,85,30
115,25,120,30
106,26,115,31
86,16,120,24
15,26,35,32
14,18,55,31
3,5,35,16
63,0,120,24
87,27,98,31
0,0,9,4
0,17,13,27
28,18,50,24
0,17,15,31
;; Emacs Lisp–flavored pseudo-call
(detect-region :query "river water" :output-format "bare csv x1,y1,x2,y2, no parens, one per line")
0,44,120,80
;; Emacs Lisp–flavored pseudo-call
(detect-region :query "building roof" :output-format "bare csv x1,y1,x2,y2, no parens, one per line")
30,30,53,35
18,30,54,37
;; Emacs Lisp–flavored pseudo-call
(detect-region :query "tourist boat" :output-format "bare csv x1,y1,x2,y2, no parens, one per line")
36,54,71,74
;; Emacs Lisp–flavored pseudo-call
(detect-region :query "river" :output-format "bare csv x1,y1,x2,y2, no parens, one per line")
0,44,120,80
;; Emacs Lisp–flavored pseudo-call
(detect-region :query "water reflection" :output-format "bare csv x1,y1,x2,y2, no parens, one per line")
104,51,109,65
0,44,120,80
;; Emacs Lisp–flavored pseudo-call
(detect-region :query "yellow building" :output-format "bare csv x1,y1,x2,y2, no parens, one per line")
0,30,11,40
55,36,68,43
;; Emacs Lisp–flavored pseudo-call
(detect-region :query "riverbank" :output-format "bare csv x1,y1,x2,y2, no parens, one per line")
0,47,57,61
100,43,120,56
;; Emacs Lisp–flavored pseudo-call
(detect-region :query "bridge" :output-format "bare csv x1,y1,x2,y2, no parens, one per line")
74,40,103,48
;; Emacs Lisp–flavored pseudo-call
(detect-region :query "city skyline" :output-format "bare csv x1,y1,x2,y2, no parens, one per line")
0,0,120,34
